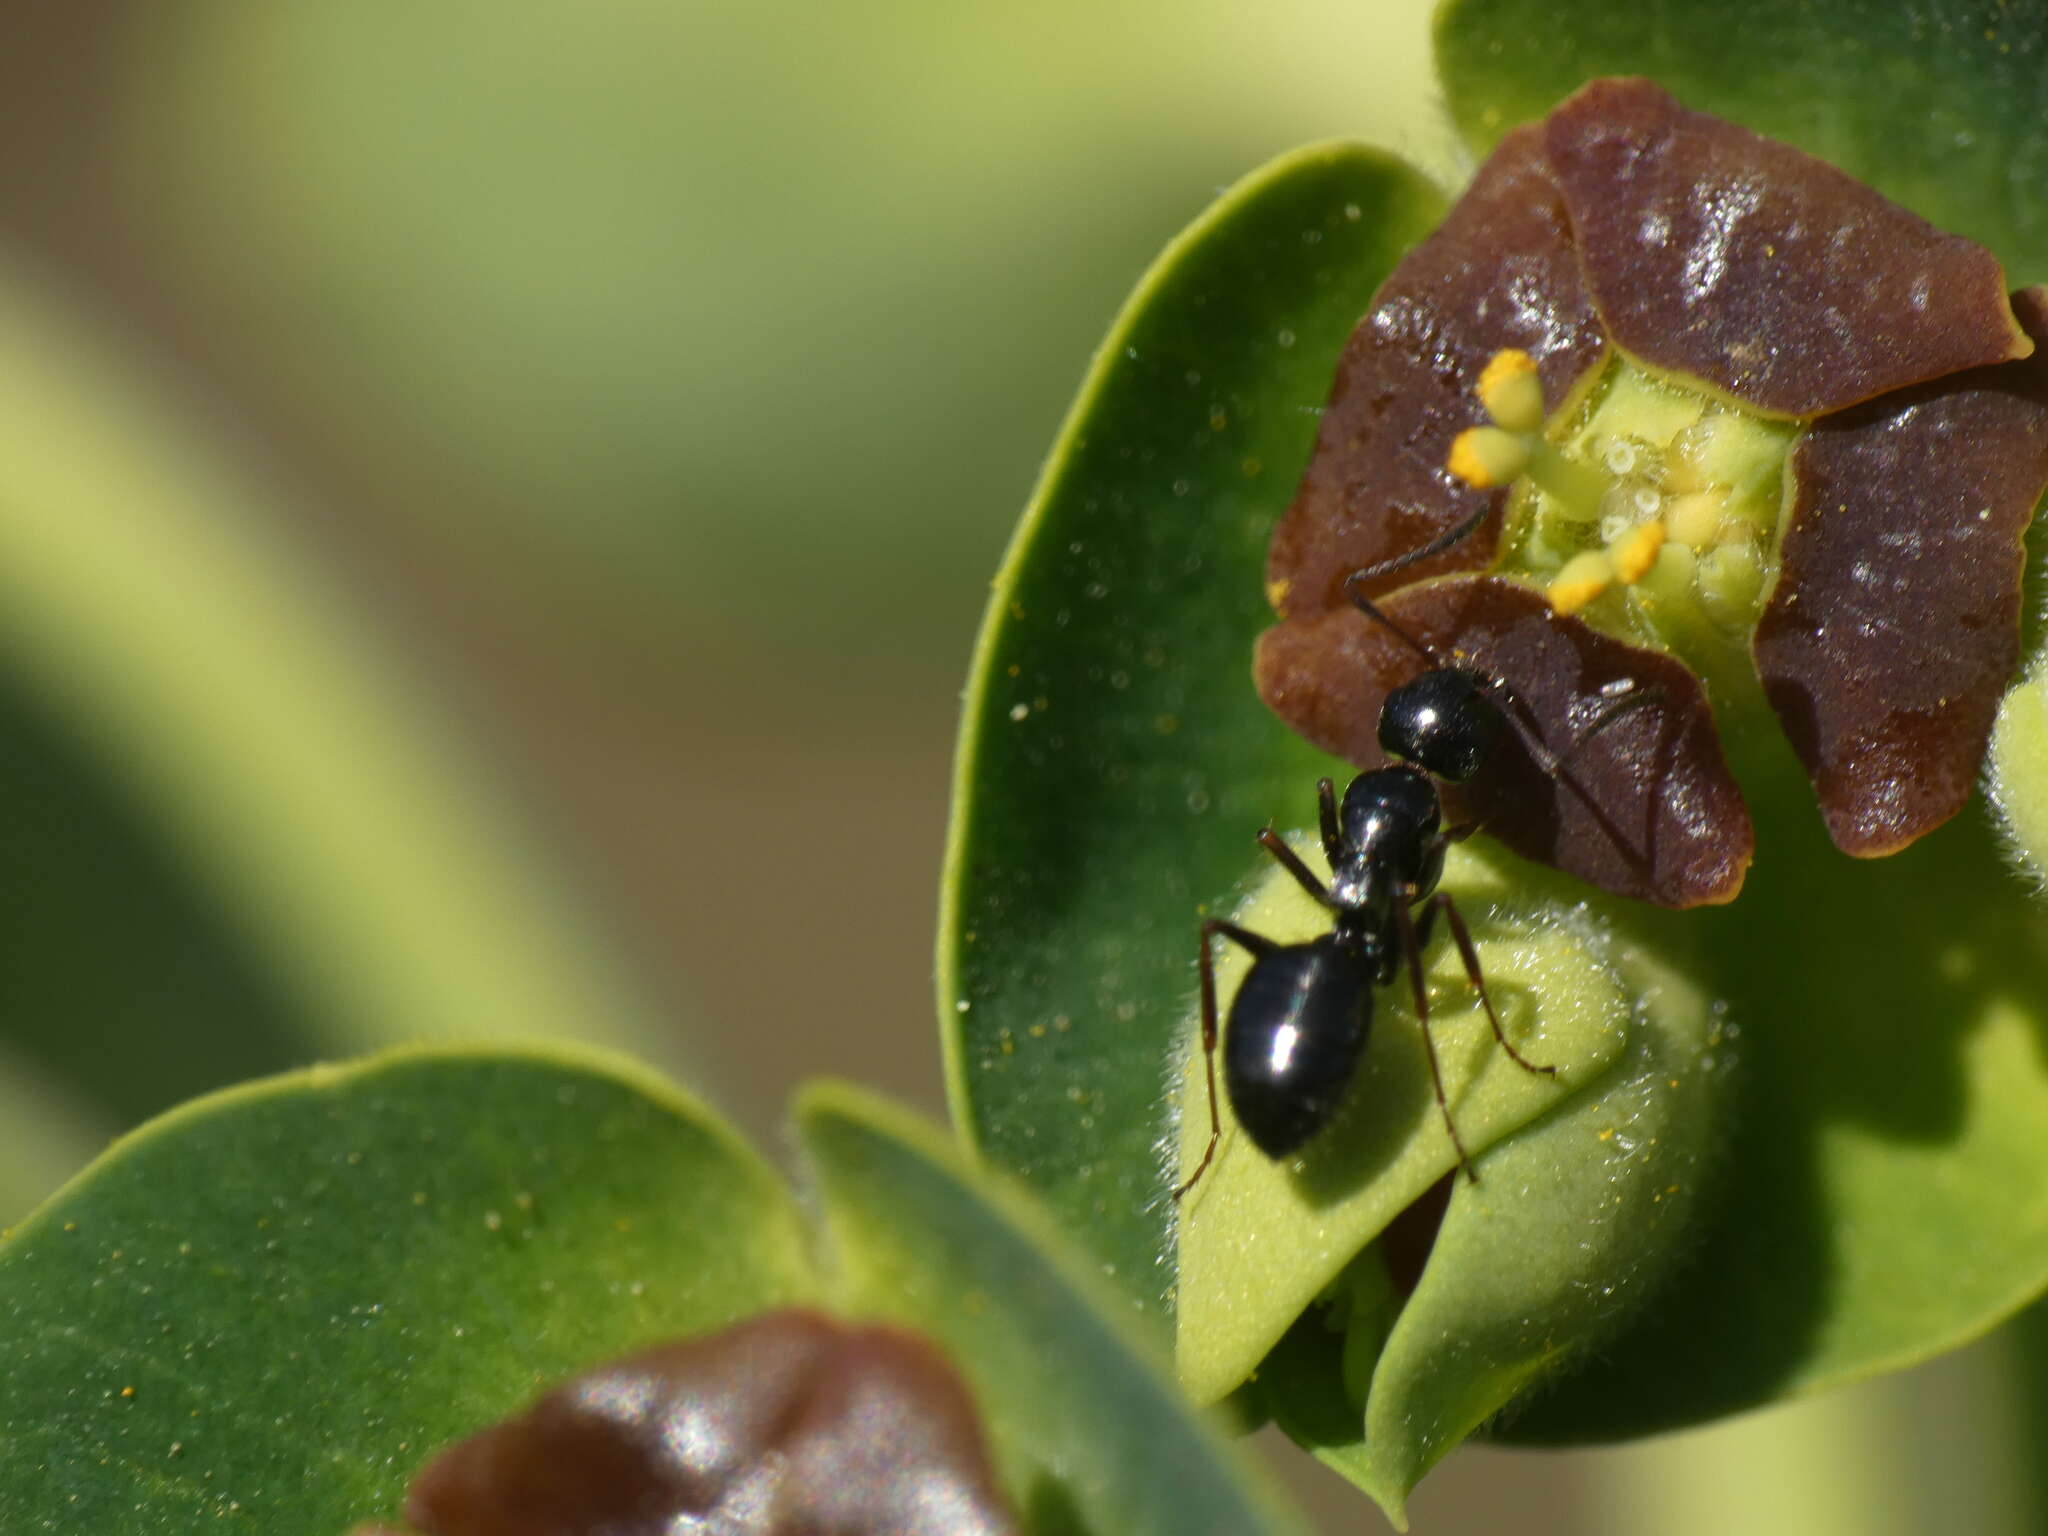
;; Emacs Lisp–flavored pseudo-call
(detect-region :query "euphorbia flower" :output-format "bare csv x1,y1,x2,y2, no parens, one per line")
1257,77,2048,906
941,23,2048,1525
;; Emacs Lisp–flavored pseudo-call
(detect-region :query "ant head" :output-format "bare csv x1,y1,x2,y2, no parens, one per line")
1379,667,1503,783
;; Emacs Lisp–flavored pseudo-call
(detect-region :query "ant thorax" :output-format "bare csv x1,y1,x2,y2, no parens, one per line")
1331,766,1441,915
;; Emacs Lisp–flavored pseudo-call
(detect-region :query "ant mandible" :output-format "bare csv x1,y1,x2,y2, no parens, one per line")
1174,509,1566,1202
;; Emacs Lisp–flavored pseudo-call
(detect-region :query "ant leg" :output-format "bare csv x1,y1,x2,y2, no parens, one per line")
1173,918,1273,1203
1431,893,1556,1077
1257,828,1340,911
1559,683,1670,771
1316,778,1343,868
1393,900,1478,1185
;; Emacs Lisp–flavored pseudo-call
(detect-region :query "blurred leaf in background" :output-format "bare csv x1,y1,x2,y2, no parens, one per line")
112,0,1462,674
0,0,1458,1166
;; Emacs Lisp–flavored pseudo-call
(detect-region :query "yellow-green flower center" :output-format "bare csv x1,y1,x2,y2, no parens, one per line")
1449,351,1799,663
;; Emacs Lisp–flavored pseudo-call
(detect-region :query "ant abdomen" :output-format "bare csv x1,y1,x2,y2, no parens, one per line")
1222,935,1373,1158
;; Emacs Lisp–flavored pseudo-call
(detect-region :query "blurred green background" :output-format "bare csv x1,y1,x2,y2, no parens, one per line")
0,3,2027,1531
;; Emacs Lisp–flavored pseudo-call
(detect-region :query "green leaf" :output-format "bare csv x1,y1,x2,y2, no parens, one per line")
941,142,1447,1324
1433,0,2048,284
1493,731,2048,1440
1991,662,2048,890
0,257,686,1150
0,1045,814,1533
1335,910,1727,1522
1172,842,1637,1404
1180,849,1730,1524
798,1082,1309,1536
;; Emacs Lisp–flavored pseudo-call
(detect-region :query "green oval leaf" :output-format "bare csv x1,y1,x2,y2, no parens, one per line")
1333,916,1727,1522
942,142,1447,1323
1991,662,2048,889
1173,842,1637,1403
1495,734,2048,1440
0,1045,814,1533
1433,0,2048,284
798,1082,1309,1536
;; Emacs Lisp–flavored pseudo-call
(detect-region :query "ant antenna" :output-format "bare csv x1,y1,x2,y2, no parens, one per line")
1345,502,1496,594
1339,503,1493,669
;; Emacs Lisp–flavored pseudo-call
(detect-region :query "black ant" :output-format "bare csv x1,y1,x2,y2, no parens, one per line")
1174,509,1575,1202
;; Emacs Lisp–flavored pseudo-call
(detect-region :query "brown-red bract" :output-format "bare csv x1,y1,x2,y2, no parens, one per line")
1259,77,2048,902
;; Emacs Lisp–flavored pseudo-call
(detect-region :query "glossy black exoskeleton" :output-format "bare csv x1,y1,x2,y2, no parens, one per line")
1175,511,1562,1202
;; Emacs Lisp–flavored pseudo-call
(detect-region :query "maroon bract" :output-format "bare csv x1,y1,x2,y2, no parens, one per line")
1257,576,1750,907
1756,286,2048,855
1260,76,2046,900
357,1309,1019,1536
1267,122,1608,619
1542,78,2030,418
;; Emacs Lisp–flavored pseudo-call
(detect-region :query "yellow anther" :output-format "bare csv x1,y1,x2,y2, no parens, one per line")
1611,519,1667,583
1548,550,1615,615
1476,348,1546,434
1447,425,1530,490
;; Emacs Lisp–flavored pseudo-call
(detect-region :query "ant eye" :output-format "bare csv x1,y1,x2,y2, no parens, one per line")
1258,76,2048,899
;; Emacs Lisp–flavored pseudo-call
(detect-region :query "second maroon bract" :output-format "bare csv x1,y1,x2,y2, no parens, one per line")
368,1310,1020,1536
1757,288,2048,856
1259,76,2048,905
1541,78,2029,419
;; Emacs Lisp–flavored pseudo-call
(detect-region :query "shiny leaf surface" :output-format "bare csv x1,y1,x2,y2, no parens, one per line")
0,1047,814,1533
